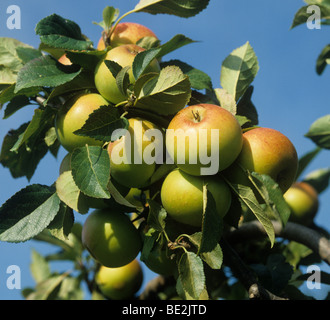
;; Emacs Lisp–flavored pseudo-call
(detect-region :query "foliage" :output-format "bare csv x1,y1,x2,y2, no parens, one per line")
0,0,329,300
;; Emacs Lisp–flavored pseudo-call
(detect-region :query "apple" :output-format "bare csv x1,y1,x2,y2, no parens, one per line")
160,168,232,227
225,127,298,193
94,44,160,104
95,259,143,300
284,181,319,225
55,93,109,152
166,104,243,176
81,209,142,268
97,22,158,50
108,117,164,188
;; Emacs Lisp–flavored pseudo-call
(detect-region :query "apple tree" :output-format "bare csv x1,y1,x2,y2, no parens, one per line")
0,0,329,301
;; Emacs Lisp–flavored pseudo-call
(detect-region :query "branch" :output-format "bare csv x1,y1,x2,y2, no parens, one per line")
220,239,288,300
225,221,330,265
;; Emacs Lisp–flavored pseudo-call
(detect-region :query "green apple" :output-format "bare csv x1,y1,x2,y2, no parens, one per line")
97,22,158,50
95,259,143,300
166,103,243,176
94,44,160,104
82,209,142,268
225,127,298,193
284,181,319,225
160,168,231,227
55,93,109,152
108,117,164,188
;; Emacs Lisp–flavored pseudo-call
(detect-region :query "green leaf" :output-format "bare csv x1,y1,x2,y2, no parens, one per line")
157,34,196,58
221,42,259,101
147,199,167,232
297,147,322,179
134,0,210,18
35,14,93,50
249,172,291,226
55,171,90,214
0,122,50,180
0,185,61,243
162,59,212,91
15,55,81,93
16,47,43,64
133,47,162,80
71,146,111,199
236,85,258,126
224,175,275,247
47,203,74,241
134,65,191,115
214,88,236,114
26,273,69,300
178,252,205,300
316,44,330,75
303,167,330,194
199,186,223,254
30,249,51,284
0,37,33,84
305,115,330,149
102,6,120,31
291,4,330,29
74,104,128,142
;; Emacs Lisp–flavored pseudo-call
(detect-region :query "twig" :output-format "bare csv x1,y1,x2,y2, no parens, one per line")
225,221,330,265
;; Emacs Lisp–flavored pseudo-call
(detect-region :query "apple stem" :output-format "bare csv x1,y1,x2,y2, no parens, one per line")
192,110,201,123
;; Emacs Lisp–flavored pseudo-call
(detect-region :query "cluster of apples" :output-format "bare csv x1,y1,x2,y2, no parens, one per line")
55,22,161,300
54,21,305,299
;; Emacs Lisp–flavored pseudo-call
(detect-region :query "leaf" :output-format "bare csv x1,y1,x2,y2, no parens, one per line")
214,88,236,114
71,146,111,199
0,185,61,243
305,115,330,149
249,172,291,226
133,47,162,80
316,44,330,75
15,55,81,93
303,167,330,194
236,85,259,126
30,249,51,284
134,0,210,18
74,104,129,142
161,59,212,91
199,186,223,254
47,203,75,241
297,147,322,179
156,34,196,59
221,42,259,101
0,37,33,84
0,123,49,180
134,65,191,115
147,199,167,232
291,4,330,29
178,252,205,300
55,171,89,214
35,14,93,50
26,273,69,300
224,175,275,247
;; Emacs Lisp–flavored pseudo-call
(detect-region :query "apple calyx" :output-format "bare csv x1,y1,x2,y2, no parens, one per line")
191,110,201,123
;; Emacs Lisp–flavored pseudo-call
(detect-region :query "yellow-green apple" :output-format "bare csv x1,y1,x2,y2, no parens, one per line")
94,44,160,104
108,117,164,188
55,93,109,152
225,127,298,193
160,168,231,227
165,104,243,176
82,209,142,268
97,22,158,50
95,259,143,300
284,181,319,225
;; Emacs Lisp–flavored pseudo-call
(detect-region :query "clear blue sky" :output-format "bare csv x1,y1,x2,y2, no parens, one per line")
0,0,329,299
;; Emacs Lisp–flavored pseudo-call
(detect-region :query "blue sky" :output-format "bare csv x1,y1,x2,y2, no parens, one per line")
0,0,329,299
